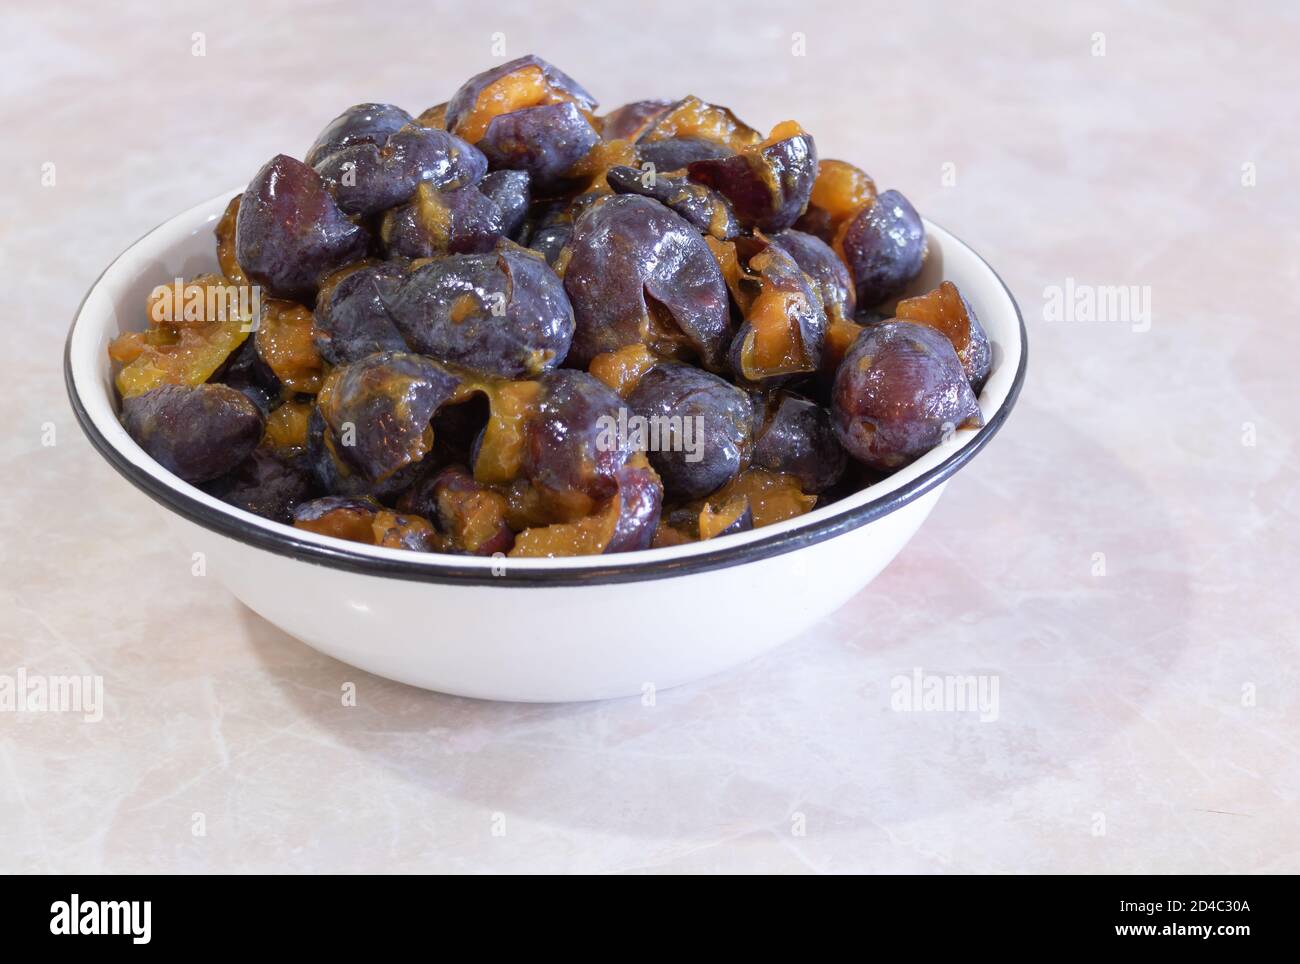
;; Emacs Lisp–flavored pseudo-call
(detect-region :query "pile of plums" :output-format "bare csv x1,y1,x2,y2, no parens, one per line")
111,55,991,557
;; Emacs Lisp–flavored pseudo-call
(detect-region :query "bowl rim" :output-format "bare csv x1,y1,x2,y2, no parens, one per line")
64,193,1027,587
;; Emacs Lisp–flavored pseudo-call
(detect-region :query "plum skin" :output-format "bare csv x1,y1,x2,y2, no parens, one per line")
606,165,739,240
627,363,754,500
831,321,982,471
317,351,461,482
121,384,265,484
687,129,818,233
235,154,369,303
561,194,730,369
604,461,663,553
313,263,410,366
839,189,926,307
204,448,314,521
767,229,856,323
315,125,488,217
305,104,414,167
601,99,672,140
750,392,846,494
386,242,573,378
523,370,631,500
478,170,531,240
478,102,600,190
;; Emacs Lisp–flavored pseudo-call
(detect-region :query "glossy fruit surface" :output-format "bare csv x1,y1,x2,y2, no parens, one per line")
313,262,410,365
235,154,369,302
838,189,926,307
122,383,264,483
317,351,460,481
750,391,845,493
894,281,992,392
387,242,573,378
561,194,730,368
687,121,817,233
727,244,826,387
831,321,982,470
627,363,753,500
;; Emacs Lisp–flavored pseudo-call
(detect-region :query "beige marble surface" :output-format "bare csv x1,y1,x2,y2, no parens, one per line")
2,0,1297,873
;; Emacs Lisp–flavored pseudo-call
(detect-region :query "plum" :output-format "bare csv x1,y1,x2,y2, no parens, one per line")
794,158,877,244
509,457,662,556
605,165,739,239
477,101,600,190
767,228,855,324
371,509,440,551
627,363,753,500
445,55,597,144
380,182,505,258
831,321,982,471
397,464,514,555
235,154,370,303
121,384,264,483
315,124,488,217
316,351,461,482
254,300,324,394
560,194,730,369
638,137,732,172
204,448,314,522
214,336,278,414
477,170,531,239
726,243,826,387
750,391,846,493
386,241,573,378
111,298,253,400
698,495,753,539
522,203,574,266
603,459,664,552
445,56,599,191
293,495,383,542
523,369,631,500
292,495,437,550
704,466,816,528
687,122,817,233
838,189,926,307
600,99,672,140
636,96,760,164
305,104,415,167
662,493,754,541
313,262,410,365
894,281,992,393
214,194,246,284
414,102,448,129
306,406,428,501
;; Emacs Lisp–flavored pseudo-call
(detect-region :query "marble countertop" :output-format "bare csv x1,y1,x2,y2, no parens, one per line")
2,0,1296,873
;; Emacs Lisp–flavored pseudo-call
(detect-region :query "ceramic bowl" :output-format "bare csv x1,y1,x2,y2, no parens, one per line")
65,188,1026,701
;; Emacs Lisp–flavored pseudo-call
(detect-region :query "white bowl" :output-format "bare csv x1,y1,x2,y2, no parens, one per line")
65,188,1026,702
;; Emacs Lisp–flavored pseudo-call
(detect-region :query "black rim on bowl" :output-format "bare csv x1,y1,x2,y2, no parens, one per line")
64,221,1027,587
